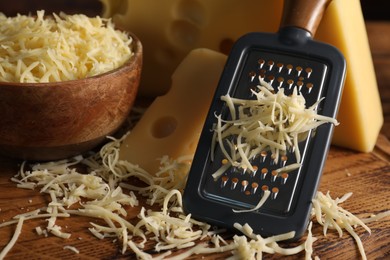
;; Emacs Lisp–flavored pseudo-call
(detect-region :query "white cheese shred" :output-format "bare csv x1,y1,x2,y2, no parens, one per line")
0,216,25,259
63,245,80,254
361,210,390,223
304,221,317,260
232,190,271,213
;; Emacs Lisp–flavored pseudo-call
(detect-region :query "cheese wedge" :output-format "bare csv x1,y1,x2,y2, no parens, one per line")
315,0,383,152
119,49,227,173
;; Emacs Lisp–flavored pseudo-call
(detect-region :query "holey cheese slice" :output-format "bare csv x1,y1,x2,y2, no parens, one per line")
119,49,227,173
102,0,383,152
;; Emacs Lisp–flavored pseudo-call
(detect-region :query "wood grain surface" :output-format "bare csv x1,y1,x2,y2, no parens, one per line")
1,21,390,260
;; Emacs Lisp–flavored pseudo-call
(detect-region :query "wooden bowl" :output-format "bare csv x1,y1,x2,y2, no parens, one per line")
0,33,142,161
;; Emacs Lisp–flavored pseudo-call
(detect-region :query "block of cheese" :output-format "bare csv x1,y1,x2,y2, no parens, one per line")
103,0,383,153
314,0,383,152
119,48,227,173
101,0,283,96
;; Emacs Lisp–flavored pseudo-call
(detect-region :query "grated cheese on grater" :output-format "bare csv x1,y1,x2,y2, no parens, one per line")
0,10,133,83
211,80,338,180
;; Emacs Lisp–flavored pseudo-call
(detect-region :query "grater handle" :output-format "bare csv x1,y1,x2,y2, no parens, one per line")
280,0,331,37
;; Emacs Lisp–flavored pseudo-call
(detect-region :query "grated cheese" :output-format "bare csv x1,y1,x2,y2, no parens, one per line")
304,221,317,260
35,226,43,236
311,191,390,260
63,245,80,254
230,223,310,258
232,190,270,213
0,216,25,259
0,10,133,83
212,80,338,177
1,132,389,259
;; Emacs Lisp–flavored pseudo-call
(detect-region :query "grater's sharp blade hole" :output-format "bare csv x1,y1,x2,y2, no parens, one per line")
231,177,239,190
305,67,313,78
258,59,265,69
271,187,279,199
296,66,303,76
267,60,274,71
281,172,289,185
251,182,259,194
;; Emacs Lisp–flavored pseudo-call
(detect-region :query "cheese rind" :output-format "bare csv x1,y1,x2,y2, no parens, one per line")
118,48,227,173
103,0,383,153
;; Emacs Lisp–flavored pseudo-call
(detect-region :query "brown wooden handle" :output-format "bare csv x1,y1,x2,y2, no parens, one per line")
280,0,332,36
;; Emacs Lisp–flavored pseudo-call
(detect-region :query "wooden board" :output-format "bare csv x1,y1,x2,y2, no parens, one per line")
1,21,390,259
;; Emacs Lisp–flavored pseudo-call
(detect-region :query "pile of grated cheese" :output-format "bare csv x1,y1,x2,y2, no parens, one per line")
0,10,133,83
312,191,390,260
211,80,338,178
1,134,389,259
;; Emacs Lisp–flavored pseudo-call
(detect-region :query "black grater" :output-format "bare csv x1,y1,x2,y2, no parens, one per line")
183,0,346,239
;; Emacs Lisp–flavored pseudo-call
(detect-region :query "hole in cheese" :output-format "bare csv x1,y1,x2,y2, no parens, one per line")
169,20,201,48
219,38,234,55
175,0,207,26
151,116,178,139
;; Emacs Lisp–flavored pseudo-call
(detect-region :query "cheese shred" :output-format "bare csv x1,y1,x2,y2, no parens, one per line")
63,245,80,254
0,216,25,259
232,190,270,213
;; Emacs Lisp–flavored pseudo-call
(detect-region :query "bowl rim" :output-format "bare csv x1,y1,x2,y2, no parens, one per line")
0,32,142,88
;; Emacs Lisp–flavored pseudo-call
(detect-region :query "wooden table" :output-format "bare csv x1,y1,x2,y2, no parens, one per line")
1,22,389,259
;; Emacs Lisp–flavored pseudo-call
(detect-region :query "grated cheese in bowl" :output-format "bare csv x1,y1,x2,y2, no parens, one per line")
0,10,133,83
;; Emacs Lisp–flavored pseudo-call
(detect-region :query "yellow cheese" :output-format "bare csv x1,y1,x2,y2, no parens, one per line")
102,0,383,153
118,48,227,173
314,0,383,152
101,0,283,96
